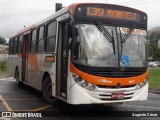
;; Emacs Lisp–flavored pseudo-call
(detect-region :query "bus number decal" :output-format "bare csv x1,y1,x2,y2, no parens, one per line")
87,7,104,17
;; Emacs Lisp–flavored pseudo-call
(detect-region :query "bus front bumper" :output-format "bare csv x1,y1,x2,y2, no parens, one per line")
67,82,148,105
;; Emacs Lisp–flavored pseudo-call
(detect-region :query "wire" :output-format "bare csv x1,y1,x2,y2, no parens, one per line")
115,0,146,5
0,12,54,17
0,10,53,15
114,0,160,6
0,0,52,6
126,0,160,5
0,7,54,12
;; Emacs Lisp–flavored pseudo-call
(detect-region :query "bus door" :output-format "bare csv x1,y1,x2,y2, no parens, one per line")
22,34,29,82
56,22,70,100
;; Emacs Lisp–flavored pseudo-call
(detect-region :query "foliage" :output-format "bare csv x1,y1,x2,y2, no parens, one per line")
149,68,160,89
148,31,160,61
0,61,7,71
0,36,6,45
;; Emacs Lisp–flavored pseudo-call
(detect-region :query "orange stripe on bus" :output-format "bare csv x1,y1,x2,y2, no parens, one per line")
70,62,84,77
70,62,148,86
28,54,38,70
18,54,22,59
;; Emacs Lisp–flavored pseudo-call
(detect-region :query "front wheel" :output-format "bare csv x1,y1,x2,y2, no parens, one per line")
42,77,56,104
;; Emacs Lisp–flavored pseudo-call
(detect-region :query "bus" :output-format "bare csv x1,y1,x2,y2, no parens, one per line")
8,3,148,104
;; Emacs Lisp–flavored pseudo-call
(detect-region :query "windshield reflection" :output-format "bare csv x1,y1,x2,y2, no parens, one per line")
119,28,147,67
72,24,147,68
73,24,118,67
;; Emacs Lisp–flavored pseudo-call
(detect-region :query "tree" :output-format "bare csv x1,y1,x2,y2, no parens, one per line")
148,31,160,61
149,43,160,60
0,36,6,44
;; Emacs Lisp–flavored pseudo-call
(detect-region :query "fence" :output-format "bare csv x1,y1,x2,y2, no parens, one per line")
0,54,8,61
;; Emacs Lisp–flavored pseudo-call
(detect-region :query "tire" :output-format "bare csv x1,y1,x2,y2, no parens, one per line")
42,76,56,104
15,68,22,86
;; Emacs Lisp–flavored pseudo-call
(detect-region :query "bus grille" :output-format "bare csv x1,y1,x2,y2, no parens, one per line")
76,66,147,78
97,84,136,88
88,87,137,101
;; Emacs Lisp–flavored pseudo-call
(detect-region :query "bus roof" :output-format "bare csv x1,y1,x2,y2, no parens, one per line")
13,3,146,37
67,3,147,15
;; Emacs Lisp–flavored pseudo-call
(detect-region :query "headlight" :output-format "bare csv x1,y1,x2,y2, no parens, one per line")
72,73,96,91
135,78,148,90
81,81,88,87
72,73,82,83
89,84,96,90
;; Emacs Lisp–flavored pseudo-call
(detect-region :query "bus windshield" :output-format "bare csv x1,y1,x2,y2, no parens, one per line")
119,27,147,67
72,24,118,67
72,24,147,67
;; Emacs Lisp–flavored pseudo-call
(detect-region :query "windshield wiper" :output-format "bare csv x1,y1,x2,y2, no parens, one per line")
95,21,116,54
120,25,136,43
119,25,136,55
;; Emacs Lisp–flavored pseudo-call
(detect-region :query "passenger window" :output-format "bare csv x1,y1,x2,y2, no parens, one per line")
18,35,23,53
37,26,44,53
9,39,13,54
30,29,37,53
39,26,44,40
45,21,57,52
14,37,18,54
12,38,15,54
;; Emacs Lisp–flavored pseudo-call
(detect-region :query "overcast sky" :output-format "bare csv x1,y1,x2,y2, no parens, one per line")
0,0,159,38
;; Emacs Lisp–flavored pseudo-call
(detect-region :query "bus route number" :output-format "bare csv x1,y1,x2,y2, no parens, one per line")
86,7,138,21
87,7,104,17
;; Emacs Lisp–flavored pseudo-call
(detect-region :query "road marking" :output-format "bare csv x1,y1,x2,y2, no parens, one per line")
127,104,160,110
0,78,14,81
30,105,53,112
0,95,13,112
4,98,42,101
0,91,27,93
0,117,11,120
12,105,53,112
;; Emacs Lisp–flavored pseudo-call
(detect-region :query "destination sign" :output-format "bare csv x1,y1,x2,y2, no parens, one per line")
76,6,142,22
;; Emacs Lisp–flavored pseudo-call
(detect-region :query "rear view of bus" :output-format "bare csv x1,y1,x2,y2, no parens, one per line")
67,3,148,104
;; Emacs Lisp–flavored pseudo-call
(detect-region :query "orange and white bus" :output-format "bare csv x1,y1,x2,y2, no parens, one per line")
8,3,148,104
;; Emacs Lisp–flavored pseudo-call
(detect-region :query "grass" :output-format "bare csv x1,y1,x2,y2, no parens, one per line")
149,68,160,89
0,61,7,72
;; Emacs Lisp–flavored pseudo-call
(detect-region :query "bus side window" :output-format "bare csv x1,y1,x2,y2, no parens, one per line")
37,26,44,53
45,21,57,52
14,37,19,54
9,39,12,54
12,38,15,54
30,29,37,53
18,35,23,54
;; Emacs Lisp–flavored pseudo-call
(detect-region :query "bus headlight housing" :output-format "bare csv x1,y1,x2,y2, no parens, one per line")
81,81,88,87
72,73,96,91
135,78,148,90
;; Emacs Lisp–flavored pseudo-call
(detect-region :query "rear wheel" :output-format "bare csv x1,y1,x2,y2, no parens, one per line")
42,77,56,104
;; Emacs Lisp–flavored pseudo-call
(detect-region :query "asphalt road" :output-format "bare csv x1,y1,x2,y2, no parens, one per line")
0,78,160,120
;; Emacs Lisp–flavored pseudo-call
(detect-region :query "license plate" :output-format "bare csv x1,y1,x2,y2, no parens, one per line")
111,93,124,99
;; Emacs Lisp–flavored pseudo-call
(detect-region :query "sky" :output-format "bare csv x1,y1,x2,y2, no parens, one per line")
0,0,159,38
